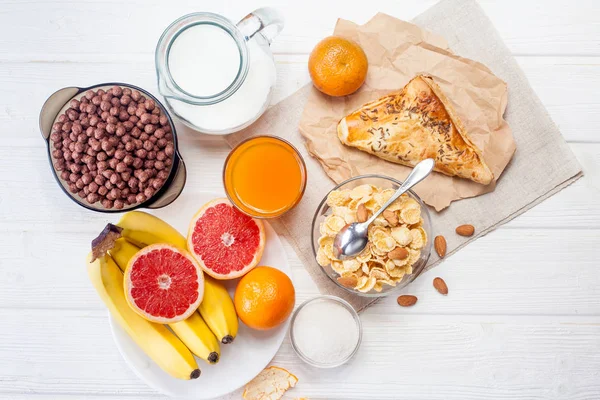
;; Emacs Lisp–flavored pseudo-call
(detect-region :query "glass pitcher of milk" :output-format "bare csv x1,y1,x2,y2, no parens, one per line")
155,9,283,135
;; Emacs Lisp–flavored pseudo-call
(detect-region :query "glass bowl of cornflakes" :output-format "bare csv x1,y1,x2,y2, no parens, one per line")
311,174,432,297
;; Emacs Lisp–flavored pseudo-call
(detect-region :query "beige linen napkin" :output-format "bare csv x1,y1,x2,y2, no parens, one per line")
226,0,583,312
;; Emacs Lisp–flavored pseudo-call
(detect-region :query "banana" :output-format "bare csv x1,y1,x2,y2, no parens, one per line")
199,277,239,344
108,238,139,270
87,252,200,380
109,238,221,364
170,312,220,364
108,213,236,348
115,211,187,249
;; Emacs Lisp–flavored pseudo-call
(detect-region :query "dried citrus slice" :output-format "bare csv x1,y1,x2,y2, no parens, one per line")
187,198,265,280
124,243,204,324
242,366,298,400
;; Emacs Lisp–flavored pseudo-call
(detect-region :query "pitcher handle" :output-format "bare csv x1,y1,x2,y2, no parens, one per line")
236,7,284,44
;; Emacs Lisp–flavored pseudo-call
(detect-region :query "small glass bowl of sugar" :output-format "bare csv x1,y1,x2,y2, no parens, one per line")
289,295,362,368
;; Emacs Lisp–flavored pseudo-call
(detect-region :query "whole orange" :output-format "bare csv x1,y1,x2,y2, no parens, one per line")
308,36,368,97
234,266,295,330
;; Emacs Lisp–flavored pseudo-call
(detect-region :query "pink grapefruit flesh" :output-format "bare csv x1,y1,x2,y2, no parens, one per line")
187,198,265,280
124,244,204,323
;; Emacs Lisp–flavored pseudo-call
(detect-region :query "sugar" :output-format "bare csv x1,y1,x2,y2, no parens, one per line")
292,299,359,365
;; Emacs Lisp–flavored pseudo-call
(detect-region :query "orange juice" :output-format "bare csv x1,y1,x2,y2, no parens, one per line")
224,136,306,218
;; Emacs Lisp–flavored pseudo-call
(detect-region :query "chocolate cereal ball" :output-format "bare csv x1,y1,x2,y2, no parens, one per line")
48,86,175,209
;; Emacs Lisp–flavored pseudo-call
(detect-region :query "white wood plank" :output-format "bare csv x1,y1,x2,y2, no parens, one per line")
0,311,161,396
2,227,599,317
0,135,230,231
1,0,599,59
504,141,599,228
2,396,167,400
1,309,599,399
5,396,168,400
1,56,599,143
0,231,317,310
0,141,596,231
516,57,600,143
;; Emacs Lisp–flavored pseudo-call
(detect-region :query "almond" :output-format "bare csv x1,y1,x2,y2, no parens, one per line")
356,203,368,223
397,295,418,307
382,210,399,226
337,276,358,288
455,224,475,237
434,235,447,258
433,277,448,295
388,247,409,260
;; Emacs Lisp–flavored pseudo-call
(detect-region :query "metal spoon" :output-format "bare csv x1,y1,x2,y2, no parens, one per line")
333,158,435,260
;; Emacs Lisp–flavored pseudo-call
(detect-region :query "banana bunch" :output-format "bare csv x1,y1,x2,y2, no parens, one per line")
87,211,239,379
109,238,222,364
115,211,239,345
115,211,188,249
87,251,201,380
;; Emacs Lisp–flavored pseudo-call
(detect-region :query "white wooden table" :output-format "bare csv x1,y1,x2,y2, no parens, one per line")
2,0,599,399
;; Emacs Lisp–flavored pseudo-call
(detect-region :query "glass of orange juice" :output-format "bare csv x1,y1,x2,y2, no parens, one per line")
223,136,307,218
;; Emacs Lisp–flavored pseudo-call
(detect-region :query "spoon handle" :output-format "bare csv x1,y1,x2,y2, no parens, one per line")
364,158,435,226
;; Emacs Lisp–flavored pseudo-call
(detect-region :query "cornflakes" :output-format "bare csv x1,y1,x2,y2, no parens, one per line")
356,276,377,293
374,189,395,206
323,215,346,235
361,197,379,212
332,206,357,224
372,215,390,227
409,228,426,249
350,184,374,199
385,259,407,278
374,236,396,252
316,248,330,267
331,260,346,275
407,249,421,266
342,258,361,273
400,200,421,224
326,190,351,207
361,262,370,275
356,245,372,263
369,267,389,281
391,226,412,246
317,185,427,293
386,193,409,211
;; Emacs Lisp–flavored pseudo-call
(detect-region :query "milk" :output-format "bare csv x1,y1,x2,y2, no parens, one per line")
166,24,276,134
168,24,241,97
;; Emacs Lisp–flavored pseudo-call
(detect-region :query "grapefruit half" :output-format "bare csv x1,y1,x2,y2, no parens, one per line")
187,198,265,280
124,243,204,324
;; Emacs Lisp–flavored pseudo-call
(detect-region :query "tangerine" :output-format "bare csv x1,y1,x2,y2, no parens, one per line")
308,36,368,97
234,266,295,330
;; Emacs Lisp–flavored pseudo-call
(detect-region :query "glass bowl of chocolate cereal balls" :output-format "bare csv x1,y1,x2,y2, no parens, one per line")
39,83,186,212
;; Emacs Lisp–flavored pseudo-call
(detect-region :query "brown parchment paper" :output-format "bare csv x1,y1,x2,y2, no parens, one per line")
299,13,517,211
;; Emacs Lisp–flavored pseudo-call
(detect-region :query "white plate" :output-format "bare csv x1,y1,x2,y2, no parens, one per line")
109,191,292,399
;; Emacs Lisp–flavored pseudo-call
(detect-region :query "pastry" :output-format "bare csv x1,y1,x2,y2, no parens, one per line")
337,75,494,184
